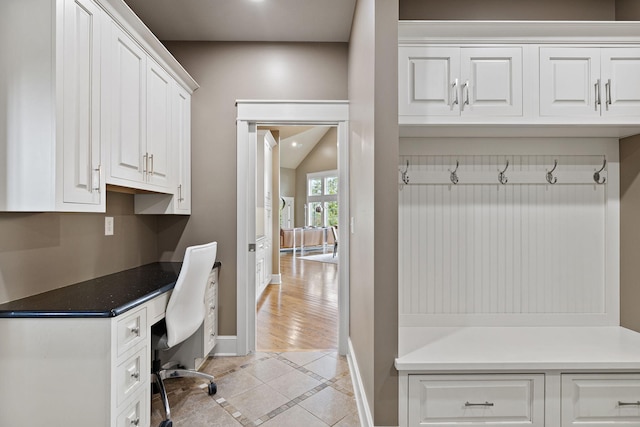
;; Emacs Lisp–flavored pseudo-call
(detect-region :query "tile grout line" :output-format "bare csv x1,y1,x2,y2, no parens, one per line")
210,352,354,426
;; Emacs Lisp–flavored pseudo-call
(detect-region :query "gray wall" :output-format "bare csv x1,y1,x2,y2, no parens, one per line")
616,0,640,20
0,192,158,304
400,0,615,20
348,0,399,425
294,127,338,228
158,41,348,335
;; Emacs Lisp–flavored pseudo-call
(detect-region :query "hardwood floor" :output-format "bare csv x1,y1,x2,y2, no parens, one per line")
257,250,338,352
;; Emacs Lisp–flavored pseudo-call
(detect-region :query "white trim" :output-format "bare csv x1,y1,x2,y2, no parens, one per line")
236,100,349,356
348,338,374,427
212,336,238,357
270,274,281,285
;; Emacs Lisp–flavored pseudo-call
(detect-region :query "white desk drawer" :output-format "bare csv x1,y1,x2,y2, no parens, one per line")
116,307,147,357
562,374,640,427
117,388,148,427
116,347,148,407
408,374,544,427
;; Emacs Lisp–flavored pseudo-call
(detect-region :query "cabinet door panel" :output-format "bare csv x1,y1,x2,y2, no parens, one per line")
460,47,523,117
146,61,172,188
399,46,460,116
62,0,102,205
601,48,640,116
110,24,146,183
174,86,191,213
540,47,600,117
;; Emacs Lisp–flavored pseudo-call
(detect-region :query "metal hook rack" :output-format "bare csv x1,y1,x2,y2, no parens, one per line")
498,160,509,185
594,159,607,185
546,160,558,185
449,161,459,185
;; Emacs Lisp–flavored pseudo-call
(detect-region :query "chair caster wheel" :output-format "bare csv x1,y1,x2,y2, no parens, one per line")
208,381,217,395
159,420,173,427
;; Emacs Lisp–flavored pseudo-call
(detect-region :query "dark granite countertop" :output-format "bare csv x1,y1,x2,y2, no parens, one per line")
0,261,221,319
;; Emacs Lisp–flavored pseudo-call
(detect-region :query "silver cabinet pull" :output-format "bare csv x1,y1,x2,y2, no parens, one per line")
465,401,494,407
130,418,140,426
130,371,140,380
595,79,601,111
606,78,612,110
178,184,184,202
129,326,139,336
142,153,148,176
462,80,470,111
92,165,101,192
618,401,640,406
451,78,459,108
149,154,154,175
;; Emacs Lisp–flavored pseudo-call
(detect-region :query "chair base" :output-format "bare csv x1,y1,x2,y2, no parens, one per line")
152,363,216,425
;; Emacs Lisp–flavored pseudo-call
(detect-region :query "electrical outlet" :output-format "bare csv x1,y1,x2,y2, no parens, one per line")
105,217,114,236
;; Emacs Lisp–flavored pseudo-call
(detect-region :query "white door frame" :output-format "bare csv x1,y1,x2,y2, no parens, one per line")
236,100,350,356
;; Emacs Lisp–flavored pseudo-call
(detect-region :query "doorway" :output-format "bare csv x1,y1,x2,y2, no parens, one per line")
235,100,349,356
256,125,339,352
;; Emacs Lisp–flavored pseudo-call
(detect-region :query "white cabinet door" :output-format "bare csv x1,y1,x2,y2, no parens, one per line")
399,46,460,117
601,48,640,116
109,23,146,184
174,85,191,213
61,0,103,206
146,60,172,189
460,47,523,117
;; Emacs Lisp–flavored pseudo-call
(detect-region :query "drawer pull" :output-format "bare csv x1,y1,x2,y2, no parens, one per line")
465,401,494,407
130,371,140,380
130,418,140,426
129,326,140,335
618,401,640,407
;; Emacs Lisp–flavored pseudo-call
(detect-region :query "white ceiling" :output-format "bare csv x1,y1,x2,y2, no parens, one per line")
124,0,357,42
263,126,331,169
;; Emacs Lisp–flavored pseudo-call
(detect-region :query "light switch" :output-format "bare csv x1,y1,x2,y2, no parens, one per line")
105,217,114,236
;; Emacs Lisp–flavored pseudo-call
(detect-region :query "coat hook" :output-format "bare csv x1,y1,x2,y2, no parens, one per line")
546,159,558,184
498,160,509,185
594,158,606,185
400,160,410,185
449,160,459,185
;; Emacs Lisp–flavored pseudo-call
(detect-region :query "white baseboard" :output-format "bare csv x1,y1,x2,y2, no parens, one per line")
270,274,282,285
212,335,237,356
348,338,374,427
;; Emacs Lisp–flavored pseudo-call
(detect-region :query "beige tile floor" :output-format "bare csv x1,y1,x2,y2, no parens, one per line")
151,351,361,427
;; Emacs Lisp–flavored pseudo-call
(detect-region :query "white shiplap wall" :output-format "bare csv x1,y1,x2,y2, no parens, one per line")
399,138,619,327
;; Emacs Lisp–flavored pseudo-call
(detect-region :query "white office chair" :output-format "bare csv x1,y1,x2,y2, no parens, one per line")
152,241,218,427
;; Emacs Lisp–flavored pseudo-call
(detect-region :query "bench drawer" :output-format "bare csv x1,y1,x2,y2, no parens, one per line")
562,374,640,427
408,374,544,427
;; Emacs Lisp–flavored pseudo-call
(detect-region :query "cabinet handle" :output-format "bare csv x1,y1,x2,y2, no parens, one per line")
92,165,101,193
451,78,459,108
462,80,470,111
130,371,140,380
618,401,640,406
130,418,140,426
143,153,148,176
129,326,140,336
465,401,494,407
149,154,154,175
178,184,184,202
595,79,601,111
606,78,612,110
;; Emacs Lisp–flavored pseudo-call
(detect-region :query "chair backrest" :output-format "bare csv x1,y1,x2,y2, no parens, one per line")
164,241,217,349
331,226,338,242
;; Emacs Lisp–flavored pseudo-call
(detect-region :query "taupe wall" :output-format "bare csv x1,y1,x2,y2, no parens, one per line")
0,192,158,304
616,0,640,19
399,0,615,20
158,41,348,335
348,0,399,424
620,136,640,333
294,127,338,228
280,168,296,198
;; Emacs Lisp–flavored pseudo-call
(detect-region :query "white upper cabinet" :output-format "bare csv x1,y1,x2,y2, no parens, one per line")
0,0,105,212
399,21,640,137
541,47,640,118
400,46,522,119
145,60,172,189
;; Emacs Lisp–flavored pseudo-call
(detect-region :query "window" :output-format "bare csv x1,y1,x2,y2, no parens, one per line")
306,170,338,227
